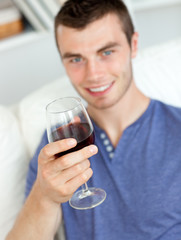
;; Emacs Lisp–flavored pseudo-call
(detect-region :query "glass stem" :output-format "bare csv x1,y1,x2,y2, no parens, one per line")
81,182,89,192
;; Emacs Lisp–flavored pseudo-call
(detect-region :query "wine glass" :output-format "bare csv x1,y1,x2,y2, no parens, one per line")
46,97,106,210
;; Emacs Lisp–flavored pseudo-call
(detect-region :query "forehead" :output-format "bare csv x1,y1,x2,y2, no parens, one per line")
56,14,127,55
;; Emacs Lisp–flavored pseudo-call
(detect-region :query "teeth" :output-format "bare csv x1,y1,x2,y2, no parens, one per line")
89,83,111,92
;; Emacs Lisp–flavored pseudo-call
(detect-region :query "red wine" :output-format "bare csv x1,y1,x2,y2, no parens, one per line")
52,122,94,157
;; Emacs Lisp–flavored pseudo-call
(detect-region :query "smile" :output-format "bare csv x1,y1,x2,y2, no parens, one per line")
89,83,112,92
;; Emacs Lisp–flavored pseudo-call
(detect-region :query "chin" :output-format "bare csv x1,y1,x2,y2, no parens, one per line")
88,97,120,110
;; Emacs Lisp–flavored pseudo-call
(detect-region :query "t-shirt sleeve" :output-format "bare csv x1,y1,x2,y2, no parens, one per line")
25,130,48,199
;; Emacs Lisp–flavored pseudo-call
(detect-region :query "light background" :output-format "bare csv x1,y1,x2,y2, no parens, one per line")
0,0,181,105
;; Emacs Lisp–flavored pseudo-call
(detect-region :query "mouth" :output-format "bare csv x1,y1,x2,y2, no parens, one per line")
86,82,114,96
89,83,112,92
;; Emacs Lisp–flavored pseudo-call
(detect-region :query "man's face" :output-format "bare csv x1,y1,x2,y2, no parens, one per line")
56,14,138,111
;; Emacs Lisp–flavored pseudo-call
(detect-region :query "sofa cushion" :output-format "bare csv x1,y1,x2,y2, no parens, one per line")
134,37,181,106
19,75,80,157
0,105,29,239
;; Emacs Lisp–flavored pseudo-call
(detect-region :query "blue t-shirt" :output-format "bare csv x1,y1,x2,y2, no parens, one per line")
25,100,181,240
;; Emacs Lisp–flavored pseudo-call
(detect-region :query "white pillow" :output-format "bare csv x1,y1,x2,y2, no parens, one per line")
134,37,181,107
0,106,29,239
19,75,81,158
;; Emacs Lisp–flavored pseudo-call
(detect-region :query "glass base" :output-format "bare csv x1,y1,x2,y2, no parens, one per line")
69,187,106,210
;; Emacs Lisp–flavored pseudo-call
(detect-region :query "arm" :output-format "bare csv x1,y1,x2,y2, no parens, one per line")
6,138,98,240
6,181,62,240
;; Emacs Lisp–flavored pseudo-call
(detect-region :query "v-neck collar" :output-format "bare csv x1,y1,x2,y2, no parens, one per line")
91,99,155,161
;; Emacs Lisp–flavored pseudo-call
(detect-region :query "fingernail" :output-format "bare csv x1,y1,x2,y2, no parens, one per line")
68,139,76,146
89,145,97,153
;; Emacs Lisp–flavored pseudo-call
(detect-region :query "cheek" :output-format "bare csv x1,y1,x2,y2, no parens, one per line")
114,54,131,74
68,73,81,86
105,53,128,76
65,66,84,86
107,60,123,76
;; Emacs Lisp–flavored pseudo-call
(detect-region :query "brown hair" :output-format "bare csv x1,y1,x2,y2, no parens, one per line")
55,0,135,46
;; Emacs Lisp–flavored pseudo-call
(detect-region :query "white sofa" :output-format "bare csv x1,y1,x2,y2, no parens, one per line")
1,37,181,239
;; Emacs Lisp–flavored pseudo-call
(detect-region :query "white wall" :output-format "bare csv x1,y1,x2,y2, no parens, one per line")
0,32,65,105
133,1,181,49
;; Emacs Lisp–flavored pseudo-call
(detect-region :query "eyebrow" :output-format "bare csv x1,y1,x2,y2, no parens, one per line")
97,42,121,53
62,53,82,60
62,42,121,60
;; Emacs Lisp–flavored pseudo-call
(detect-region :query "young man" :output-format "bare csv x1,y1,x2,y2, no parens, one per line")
7,0,181,239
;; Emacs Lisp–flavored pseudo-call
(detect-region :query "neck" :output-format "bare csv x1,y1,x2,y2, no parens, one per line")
87,81,150,146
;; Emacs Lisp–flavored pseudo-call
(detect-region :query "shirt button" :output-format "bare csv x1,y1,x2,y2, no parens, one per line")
106,145,113,152
103,139,109,145
109,152,114,159
100,133,106,139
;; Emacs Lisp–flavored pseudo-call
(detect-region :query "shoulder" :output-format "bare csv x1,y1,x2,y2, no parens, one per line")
25,130,48,198
40,130,49,146
30,130,48,167
152,100,181,138
153,100,181,122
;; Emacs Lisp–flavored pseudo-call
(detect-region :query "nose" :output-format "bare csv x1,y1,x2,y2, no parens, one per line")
85,58,104,82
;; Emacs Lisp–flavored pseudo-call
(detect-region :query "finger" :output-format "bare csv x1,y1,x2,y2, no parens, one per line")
70,116,81,124
39,138,77,163
58,168,93,197
54,144,98,171
65,168,93,194
55,159,90,182
61,116,81,130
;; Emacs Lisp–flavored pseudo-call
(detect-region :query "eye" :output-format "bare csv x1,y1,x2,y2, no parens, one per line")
71,57,82,63
102,50,112,56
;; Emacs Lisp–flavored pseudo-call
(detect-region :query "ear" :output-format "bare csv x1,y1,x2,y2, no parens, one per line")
131,32,139,59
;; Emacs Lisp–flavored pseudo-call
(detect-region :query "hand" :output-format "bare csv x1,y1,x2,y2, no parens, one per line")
36,138,98,204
